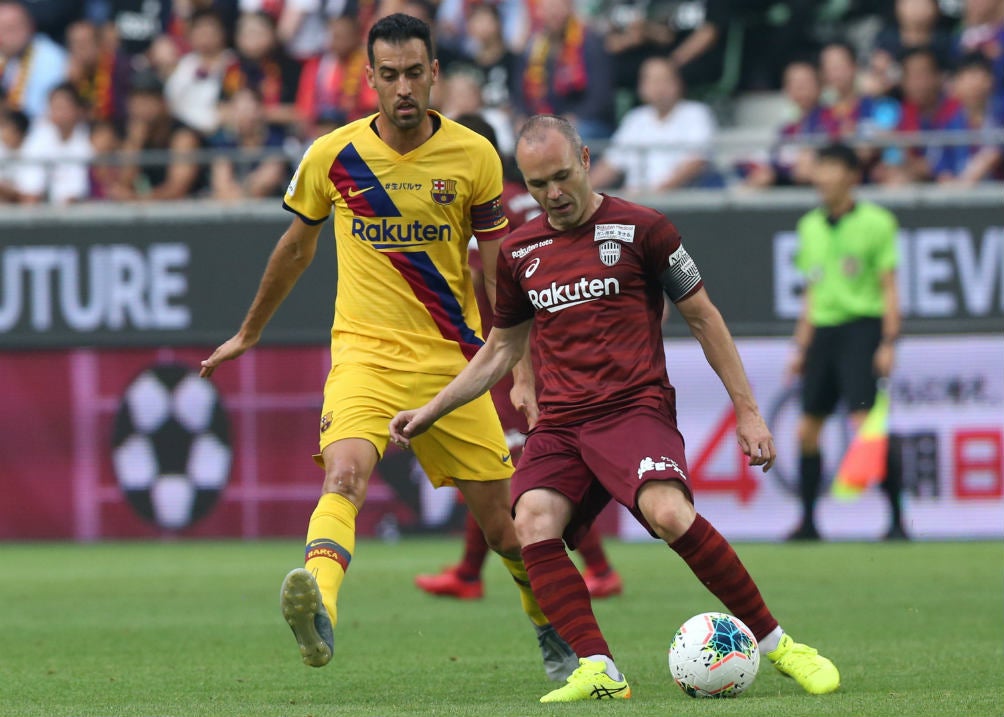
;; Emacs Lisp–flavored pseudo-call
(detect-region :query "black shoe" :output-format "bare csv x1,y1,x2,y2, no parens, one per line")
883,523,910,541
786,522,821,542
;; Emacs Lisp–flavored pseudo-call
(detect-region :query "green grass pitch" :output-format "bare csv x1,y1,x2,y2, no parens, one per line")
3,539,1002,717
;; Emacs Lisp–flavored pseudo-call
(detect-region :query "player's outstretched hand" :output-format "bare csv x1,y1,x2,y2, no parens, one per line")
735,409,776,473
389,409,432,449
200,333,256,378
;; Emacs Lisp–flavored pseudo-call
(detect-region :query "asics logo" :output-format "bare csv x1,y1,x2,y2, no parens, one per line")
528,277,621,313
591,684,628,699
525,257,541,278
347,186,374,197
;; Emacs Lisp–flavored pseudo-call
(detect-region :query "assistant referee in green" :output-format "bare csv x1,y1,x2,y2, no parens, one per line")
787,142,906,541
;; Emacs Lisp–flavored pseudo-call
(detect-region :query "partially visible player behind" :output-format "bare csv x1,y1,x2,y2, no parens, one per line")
414,113,623,601
200,15,577,681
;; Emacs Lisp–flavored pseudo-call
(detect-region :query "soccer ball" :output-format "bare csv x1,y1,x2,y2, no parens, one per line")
111,363,232,530
668,612,760,698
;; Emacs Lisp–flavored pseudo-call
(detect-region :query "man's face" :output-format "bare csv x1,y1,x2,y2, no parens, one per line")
638,59,681,112
784,64,820,112
812,157,857,206
49,91,81,133
820,47,856,95
67,22,101,66
517,128,593,230
901,54,941,107
367,38,438,131
0,5,32,57
953,65,992,107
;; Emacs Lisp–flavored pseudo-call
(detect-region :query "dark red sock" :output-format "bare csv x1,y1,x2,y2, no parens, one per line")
522,539,612,659
456,512,489,581
669,514,779,641
576,525,612,575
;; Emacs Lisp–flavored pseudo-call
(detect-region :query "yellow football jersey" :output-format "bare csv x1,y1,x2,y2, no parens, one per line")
283,111,508,375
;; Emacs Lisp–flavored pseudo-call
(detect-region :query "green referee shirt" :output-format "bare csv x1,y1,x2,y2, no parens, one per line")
795,201,899,327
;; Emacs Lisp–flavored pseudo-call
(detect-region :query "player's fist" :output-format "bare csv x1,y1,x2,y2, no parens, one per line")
389,409,432,448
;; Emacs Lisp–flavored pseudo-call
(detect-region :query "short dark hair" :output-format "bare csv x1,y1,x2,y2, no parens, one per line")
821,40,857,65
0,108,30,137
49,81,86,108
816,142,860,171
367,13,434,66
899,45,941,71
454,112,498,152
954,51,993,75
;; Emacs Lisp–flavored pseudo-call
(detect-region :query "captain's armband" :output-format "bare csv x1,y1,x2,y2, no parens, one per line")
660,244,703,302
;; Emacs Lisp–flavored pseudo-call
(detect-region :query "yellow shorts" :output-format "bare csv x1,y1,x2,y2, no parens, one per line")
316,363,514,487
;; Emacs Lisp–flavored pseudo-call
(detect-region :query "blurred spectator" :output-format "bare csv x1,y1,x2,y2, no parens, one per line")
821,42,897,137
743,60,831,188
22,0,82,44
65,20,131,125
147,33,182,83
436,69,516,153
0,108,29,202
239,0,326,61
455,3,521,112
938,52,1003,183
0,0,69,119
875,47,962,184
88,119,124,199
99,0,172,58
517,0,614,139
863,0,954,98
590,56,717,192
209,86,288,199
164,9,236,136
295,14,377,139
666,0,817,91
115,71,203,200
598,0,674,98
956,0,1004,105
223,11,301,129
436,0,529,56
17,82,94,204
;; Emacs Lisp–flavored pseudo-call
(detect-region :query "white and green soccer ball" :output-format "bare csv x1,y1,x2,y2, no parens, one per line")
112,364,232,530
668,612,760,698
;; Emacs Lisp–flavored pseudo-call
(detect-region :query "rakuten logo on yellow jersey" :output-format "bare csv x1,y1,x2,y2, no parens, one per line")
351,218,453,248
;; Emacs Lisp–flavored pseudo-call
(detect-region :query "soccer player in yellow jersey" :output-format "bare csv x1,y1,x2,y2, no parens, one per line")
199,13,577,681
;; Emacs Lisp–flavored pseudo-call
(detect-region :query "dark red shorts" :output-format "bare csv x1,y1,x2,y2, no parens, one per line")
511,404,693,548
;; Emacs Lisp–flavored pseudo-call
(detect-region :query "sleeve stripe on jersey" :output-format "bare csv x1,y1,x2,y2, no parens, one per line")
328,143,401,218
471,194,507,232
282,201,328,225
385,251,485,361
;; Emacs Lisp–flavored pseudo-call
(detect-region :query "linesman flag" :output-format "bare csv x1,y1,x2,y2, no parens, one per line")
832,381,891,500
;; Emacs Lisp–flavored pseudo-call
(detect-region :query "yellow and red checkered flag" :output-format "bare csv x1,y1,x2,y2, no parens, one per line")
832,382,891,500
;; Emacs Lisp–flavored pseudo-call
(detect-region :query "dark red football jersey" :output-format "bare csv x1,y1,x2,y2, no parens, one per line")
494,195,703,426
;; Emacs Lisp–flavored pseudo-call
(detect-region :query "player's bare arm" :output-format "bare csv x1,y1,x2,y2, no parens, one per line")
389,319,533,446
477,234,540,427
675,288,776,471
200,217,323,377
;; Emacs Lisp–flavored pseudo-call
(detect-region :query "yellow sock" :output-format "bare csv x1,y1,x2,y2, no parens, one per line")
304,493,357,628
501,556,549,626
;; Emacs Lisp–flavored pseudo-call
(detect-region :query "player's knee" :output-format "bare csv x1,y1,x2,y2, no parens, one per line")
483,528,521,559
322,463,369,508
641,485,696,543
513,502,562,546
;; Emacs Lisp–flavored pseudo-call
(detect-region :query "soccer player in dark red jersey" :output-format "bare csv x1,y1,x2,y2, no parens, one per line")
390,114,840,702
414,113,623,601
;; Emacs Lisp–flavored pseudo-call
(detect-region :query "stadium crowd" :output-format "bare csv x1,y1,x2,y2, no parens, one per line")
0,0,1001,204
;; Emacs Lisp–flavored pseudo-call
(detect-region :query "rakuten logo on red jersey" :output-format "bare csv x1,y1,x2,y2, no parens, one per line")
527,276,621,313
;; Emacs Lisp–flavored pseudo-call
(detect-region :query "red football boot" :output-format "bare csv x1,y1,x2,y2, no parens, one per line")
414,565,484,600
582,567,623,599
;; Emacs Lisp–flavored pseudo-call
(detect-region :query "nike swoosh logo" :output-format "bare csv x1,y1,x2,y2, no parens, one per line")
347,186,374,197
502,453,511,463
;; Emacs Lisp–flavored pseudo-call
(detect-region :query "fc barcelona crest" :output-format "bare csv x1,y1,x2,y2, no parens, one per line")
431,178,458,205
598,240,621,267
